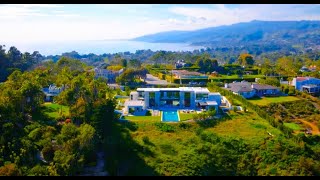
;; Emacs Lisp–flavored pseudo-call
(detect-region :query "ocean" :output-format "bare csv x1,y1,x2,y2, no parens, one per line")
2,40,205,56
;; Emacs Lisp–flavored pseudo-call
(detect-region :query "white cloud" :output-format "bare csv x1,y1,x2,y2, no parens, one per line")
1,4,320,43
168,4,320,30
0,4,74,19
14,4,64,8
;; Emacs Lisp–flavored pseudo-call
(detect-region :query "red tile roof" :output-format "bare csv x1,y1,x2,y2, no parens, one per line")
296,77,309,81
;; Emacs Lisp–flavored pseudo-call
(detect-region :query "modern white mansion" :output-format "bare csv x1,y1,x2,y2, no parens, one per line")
124,87,221,115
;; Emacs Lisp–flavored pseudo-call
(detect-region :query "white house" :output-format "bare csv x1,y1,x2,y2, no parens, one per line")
124,87,221,114
42,84,64,102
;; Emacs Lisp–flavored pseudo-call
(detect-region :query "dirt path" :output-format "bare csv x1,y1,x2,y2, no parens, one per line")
299,119,320,135
311,102,320,111
278,103,320,135
80,152,109,176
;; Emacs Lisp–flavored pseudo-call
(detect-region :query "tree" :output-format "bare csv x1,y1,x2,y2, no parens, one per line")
0,163,21,176
91,99,115,140
237,53,254,67
128,59,141,69
150,51,166,66
120,59,127,67
116,69,136,85
258,77,280,87
260,58,274,76
275,56,302,77
195,54,219,73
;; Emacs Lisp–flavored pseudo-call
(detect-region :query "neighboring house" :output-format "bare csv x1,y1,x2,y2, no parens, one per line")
124,91,146,115
175,60,186,69
224,81,256,99
291,77,320,95
211,71,219,77
252,84,281,97
93,67,124,83
124,87,221,114
299,65,317,73
299,66,310,73
224,81,281,98
42,84,64,102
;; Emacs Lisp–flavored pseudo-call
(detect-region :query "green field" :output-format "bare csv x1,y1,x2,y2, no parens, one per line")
284,122,303,131
31,103,70,124
123,115,161,121
109,110,283,175
248,96,300,106
209,111,282,143
42,103,70,118
179,112,196,121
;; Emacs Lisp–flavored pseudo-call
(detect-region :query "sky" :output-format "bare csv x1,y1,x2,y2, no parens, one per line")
1,4,320,43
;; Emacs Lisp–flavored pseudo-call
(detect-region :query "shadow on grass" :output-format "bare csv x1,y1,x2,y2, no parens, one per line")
195,113,231,129
247,96,263,100
105,120,159,176
121,121,138,132
31,106,58,126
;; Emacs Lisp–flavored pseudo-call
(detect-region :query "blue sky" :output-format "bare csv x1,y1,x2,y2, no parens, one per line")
1,4,320,43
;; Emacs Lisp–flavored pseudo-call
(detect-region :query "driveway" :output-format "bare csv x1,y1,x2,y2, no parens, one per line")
145,74,171,85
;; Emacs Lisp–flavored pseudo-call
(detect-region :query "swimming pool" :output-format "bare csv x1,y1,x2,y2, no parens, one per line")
162,110,179,122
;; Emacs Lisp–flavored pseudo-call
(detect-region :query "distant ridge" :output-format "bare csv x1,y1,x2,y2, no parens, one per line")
133,20,320,48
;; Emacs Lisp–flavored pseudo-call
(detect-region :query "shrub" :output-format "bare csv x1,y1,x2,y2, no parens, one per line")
42,146,55,162
243,106,247,112
159,144,177,156
178,123,191,129
154,123,175,132
284,87,289,94
142,136,150,144
233,106,238,112
145,110,151,116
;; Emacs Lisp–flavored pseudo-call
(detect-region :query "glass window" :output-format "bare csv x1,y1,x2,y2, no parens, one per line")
196,93,208,100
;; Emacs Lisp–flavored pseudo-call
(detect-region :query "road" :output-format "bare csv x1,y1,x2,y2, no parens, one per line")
145,74,171,85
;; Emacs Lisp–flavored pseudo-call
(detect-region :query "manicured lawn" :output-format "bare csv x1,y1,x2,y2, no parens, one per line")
32,103,70,124
179,112,196,121
123,115,161,121
284,122,303,131
42,103,70,119
248,96,300,106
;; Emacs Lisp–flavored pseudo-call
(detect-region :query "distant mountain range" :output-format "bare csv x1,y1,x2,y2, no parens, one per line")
133,20,320,50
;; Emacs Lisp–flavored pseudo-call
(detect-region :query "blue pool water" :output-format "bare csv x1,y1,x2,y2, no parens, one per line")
162,111,179,122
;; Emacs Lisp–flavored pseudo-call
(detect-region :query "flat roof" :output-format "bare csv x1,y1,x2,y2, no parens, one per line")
206,101,218,106
137,87,210,93
124,100,144,107
209,92,221,96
